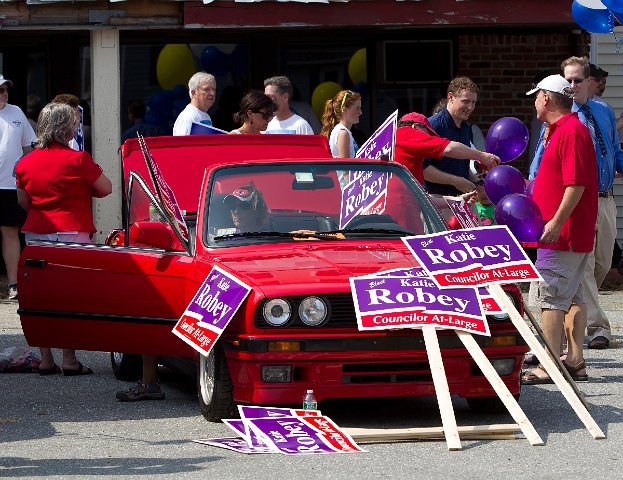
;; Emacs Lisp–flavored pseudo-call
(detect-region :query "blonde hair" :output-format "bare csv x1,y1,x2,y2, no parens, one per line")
320,90,361,138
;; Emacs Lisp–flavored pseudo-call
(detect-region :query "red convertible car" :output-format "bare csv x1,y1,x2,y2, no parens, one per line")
18,135,527,421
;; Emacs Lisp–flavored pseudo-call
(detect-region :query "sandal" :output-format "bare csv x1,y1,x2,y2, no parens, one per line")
562,360,589,382
39,364,62,376
521,365,554,385
62,361,94,376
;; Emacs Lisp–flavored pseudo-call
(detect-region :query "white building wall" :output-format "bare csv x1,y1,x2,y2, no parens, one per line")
594,31,623,245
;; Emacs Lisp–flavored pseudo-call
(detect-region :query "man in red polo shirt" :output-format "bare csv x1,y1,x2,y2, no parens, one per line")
522,74,598,385
394,112,499,186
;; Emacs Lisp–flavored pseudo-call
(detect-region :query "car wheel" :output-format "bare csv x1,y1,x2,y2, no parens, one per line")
110,352,142,381
197,345,235,422
466,394,519,414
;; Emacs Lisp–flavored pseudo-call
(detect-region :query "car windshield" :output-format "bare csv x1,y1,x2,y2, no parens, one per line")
205,161,446,246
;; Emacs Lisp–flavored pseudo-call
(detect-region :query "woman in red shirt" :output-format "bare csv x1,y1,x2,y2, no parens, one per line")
15,102,112,376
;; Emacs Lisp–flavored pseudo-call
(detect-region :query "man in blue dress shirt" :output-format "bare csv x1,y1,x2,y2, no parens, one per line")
529,56,623,350
424,76,480,196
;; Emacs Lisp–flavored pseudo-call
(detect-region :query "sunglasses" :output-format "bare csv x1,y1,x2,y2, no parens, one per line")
0,87,8,94
566,78,584,85
251,109,274,120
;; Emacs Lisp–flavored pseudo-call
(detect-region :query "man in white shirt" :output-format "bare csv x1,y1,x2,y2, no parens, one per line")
0,74,36,300
264,76,313,135
173,72,217,136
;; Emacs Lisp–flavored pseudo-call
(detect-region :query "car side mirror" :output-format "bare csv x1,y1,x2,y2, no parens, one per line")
129,221,185,251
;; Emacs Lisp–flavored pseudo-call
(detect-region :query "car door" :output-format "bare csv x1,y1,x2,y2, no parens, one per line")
18,173,199,357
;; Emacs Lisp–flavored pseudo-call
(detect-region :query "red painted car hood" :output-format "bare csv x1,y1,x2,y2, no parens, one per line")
212,241,419,297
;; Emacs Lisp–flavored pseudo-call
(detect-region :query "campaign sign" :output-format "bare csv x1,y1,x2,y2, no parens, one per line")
350,273,489,335
192,437,273,454
246,415,364,455
223,419,271,449
238,405,321,448
172,266,251,356
402,225,542,288
339,170,389,229
138,135,189,242
443,196,478,228
356,110,398,161
373,266,503,314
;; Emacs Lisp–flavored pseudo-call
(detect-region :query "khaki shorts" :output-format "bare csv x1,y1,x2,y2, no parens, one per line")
535,248,589,312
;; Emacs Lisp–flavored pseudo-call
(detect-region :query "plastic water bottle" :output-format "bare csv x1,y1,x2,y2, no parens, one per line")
303,389,317,410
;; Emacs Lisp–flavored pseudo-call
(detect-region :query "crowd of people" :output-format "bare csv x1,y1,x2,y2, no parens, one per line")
1,55,621,400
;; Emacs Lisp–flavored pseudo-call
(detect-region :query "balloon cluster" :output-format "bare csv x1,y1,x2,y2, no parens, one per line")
571,0,623,34
484,165,544,242
311,48,367,118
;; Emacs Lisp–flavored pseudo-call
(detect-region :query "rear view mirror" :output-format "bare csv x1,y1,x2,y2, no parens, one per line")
292,175,334,190
129,221,185,251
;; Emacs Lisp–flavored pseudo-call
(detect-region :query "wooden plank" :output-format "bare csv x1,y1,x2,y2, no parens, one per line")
489,284,606,440
345,424,521,442
456,331,544,446
422,325,461,451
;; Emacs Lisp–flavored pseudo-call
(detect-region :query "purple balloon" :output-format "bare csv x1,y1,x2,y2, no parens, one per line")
485,117,529,163
495,194,543,243
483,165,526,205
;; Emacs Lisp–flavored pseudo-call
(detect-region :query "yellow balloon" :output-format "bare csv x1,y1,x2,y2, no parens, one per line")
157,44,197,90
348,48,367,84
311,81,343,119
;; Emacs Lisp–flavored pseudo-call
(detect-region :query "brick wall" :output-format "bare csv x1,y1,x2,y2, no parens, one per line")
457,33,589,173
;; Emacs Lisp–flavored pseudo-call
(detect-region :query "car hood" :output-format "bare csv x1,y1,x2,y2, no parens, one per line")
213,242,419,297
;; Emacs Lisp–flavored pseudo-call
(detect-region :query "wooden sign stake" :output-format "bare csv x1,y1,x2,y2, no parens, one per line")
488,283,605,440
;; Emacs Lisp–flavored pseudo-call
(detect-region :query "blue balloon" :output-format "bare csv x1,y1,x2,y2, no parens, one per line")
572,0,614,34
148,90,173,115
172,83,188,100
601,0,623,10
228,44,248,79
200,46,229,77
352,81,368,98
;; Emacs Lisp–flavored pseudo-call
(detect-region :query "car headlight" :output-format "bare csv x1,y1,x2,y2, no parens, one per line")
298,296,328,326
263,298,292,326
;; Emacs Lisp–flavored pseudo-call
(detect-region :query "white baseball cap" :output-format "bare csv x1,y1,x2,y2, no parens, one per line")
0,74,13,87
526,74,572,96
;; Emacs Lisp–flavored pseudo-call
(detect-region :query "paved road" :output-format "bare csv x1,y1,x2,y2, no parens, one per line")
1,291,622,480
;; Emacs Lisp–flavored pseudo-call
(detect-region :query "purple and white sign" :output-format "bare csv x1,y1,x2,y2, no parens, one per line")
372,267,504,314
402,225,542,288
443,196,478,228
356,110,398,161
339,170,389,229
172,266,251,356
139,135,189,242
246,415,365,455
350,269,489,335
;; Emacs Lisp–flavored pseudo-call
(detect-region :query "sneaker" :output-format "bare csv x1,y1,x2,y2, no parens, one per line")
7,284,18,300
116,382,165,402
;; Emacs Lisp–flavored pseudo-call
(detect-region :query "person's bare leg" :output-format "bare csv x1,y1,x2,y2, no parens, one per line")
0,226,21,285
61,349,83,370
39,347,56,370
564,303,587,374
142,355,159,385
529,308,565,379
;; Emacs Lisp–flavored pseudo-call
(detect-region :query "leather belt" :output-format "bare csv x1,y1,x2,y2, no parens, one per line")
598,190,613,198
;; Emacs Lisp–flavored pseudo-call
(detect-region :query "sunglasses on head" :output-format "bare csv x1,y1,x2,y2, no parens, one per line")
251,109,274,120
0,87,8,94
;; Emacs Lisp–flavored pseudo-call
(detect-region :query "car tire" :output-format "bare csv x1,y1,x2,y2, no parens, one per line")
110,352,142,381
197,345,236,422
466,394,519,414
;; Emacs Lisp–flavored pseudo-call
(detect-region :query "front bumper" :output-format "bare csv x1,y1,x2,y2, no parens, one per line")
222,329,528,405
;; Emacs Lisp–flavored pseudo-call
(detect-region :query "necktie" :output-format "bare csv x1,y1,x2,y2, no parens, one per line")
581,104,607,157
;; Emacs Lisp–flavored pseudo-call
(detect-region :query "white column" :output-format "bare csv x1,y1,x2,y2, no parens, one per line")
91,28,121,243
